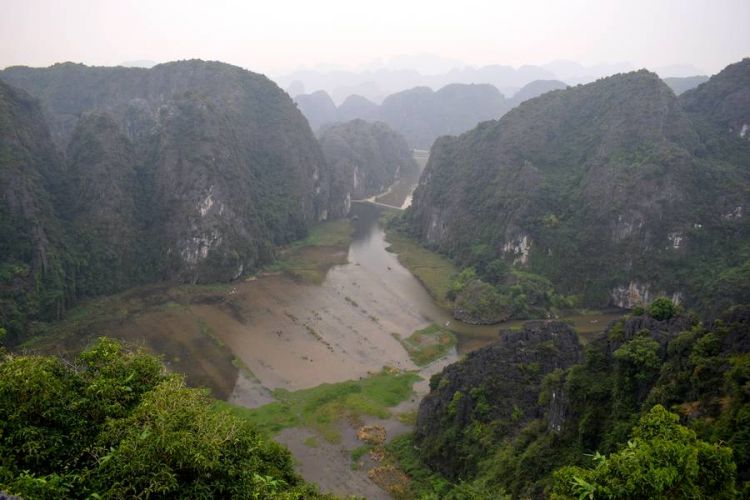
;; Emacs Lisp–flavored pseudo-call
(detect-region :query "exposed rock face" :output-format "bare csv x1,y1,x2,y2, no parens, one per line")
1,60,335,286
415,321,583,477
610,281,653,309
318,119,418,215
406,66,750,309
64,112,144,294
0,81,69,338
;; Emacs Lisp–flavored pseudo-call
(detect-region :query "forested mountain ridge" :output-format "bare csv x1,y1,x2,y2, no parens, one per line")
507,79,568,107
0,60,348,340
680,58,750,140
399,302,749,498
319,119,418,214
404,62,750,318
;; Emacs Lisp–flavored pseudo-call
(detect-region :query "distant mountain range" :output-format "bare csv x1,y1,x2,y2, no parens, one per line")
276,57,706,104
295,80,569,149
294,73,710,150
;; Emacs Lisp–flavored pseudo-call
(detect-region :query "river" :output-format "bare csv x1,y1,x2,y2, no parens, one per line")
30,177,622,498
39,185,621,401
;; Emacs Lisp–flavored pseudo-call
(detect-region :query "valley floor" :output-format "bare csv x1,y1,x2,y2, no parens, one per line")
21,187,623,498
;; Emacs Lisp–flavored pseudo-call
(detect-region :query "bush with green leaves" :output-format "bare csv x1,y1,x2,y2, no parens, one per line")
551,405,736,499
0,338,329,499
648,297,677,321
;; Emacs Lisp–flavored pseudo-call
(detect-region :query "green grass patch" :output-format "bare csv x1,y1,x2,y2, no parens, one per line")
384,433,458,498
382,220,457,310
396,324,457,366
231,356,257,380
351,443,374,461
303,436,319,448
396,410,418,425
292,218,353,248
268,219,353,284
197,319,224,348
219,368,421,443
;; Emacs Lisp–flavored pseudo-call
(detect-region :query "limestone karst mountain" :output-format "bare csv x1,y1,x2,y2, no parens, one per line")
405,63,750,314
318,119,418,214
0,60,343,335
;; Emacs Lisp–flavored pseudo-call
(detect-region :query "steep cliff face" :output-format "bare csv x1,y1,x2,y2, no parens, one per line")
0,81,70,340
64,112,146,295
1,60,334,285
318,120,418,215
406,66,750,310
414,321,583,478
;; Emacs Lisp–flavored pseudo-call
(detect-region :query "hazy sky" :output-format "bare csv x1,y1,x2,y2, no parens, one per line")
1,0,748,76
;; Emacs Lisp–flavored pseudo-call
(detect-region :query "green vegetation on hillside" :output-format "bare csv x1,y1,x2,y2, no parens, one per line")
405,64,750,316
388,303,750,498
0,80,72,344
0,60,343,343
386,212,575,322
0,338,330,498
552,405,736,499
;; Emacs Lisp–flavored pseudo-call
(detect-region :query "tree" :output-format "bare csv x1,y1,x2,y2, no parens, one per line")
552,405,737,499
0,338,330,499
648,297,677,321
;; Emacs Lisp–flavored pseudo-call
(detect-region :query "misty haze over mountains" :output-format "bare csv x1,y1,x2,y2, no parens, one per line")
277,53,707,104
289,56,709,149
